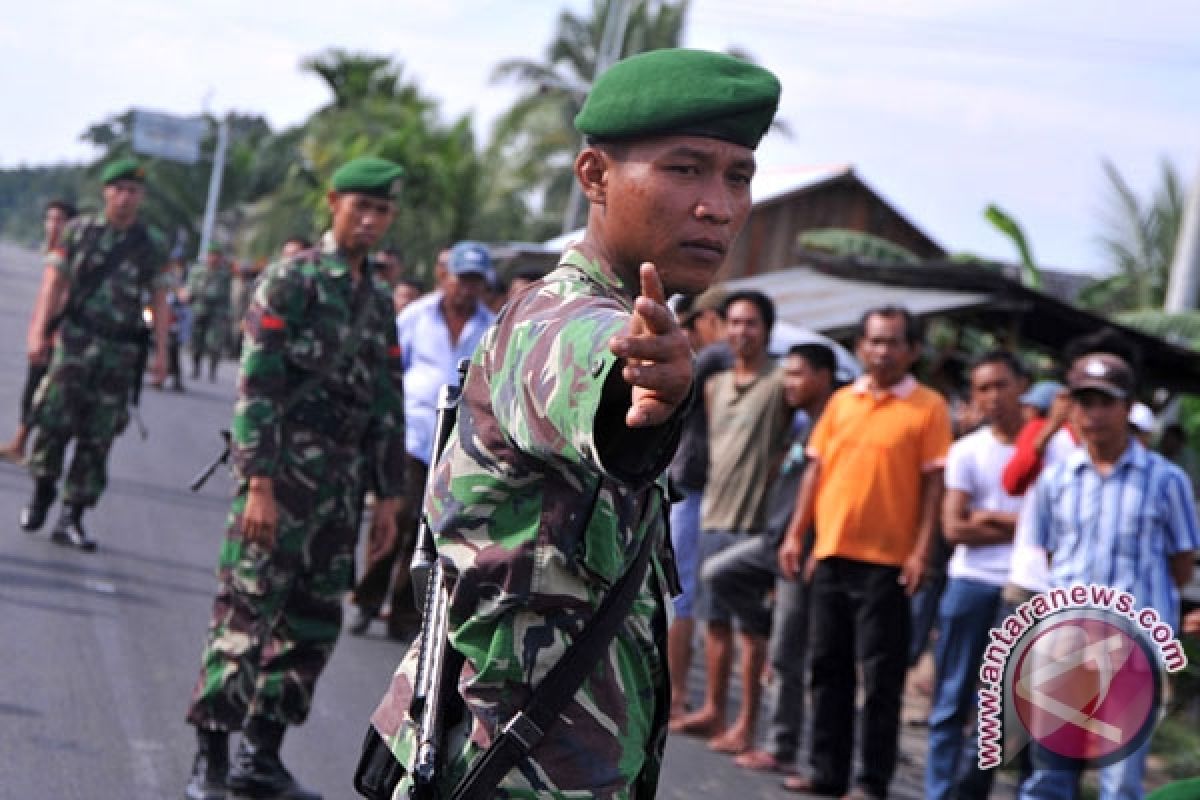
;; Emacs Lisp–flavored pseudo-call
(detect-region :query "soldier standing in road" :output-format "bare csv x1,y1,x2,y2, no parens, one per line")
367,49,780,799
0,197,77,464
18,159,168,551
188,243,234,382
183,156,408,800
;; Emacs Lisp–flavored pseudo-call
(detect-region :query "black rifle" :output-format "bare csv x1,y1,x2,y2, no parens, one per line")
189,430,232,492
353,359,468,800
407,360,469,800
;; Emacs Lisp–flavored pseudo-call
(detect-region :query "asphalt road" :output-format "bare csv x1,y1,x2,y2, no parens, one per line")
0,240,945,799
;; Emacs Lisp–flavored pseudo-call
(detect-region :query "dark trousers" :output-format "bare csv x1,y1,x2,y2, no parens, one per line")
352,455,426,629
808,557,911,798
167,333,183,387
19,360,49,426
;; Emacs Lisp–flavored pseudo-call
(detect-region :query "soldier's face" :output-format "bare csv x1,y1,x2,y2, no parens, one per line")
103,181,144,229
328,191,395,254
583,135,755,295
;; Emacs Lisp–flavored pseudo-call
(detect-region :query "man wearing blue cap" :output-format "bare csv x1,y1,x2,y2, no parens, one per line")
348,242,496,639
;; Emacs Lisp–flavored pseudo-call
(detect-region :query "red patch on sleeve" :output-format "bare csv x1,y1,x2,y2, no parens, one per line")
260,313,286,331
389,345,403,358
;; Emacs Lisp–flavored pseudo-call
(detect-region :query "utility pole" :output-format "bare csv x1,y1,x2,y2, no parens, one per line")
197,116,230,258
560,0,633,235
1164,163,1200,312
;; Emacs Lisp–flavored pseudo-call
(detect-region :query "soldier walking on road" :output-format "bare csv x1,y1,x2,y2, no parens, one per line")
18,159,168,551
188,243,234,382
366,48,780,799
0,198,77,464
183,157,408,800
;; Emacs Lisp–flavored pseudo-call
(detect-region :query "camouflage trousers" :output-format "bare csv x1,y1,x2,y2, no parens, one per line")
27,328,135,507
186,468,364,731
190,310,229,361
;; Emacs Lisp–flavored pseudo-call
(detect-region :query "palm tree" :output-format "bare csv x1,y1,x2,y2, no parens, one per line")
300,49,433,113
1079,159,1185,312
984,204,1042,289
488,0,690,231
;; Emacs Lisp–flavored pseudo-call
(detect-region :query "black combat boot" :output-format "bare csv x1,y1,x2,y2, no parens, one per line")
193,354,202,380
226,718,322,800
185,728,229,800
50,504,96,552
19,478,57,532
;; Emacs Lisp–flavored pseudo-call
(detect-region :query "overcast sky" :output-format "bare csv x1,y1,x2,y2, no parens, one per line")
2,0,1197,272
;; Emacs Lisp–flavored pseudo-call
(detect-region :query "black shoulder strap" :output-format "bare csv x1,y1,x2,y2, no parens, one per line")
46,222,148,335
449,491,660,800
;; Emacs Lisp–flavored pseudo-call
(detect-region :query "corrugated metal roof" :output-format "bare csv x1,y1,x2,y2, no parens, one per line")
724,266,990,336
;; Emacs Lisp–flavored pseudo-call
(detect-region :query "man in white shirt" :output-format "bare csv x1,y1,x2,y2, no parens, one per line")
349,242,496,638
925,350,1028,800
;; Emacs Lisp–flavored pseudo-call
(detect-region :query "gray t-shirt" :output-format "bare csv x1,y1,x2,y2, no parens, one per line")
669,342,734,491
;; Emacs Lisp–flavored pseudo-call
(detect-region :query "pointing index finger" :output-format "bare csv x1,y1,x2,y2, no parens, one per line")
639,262,665,306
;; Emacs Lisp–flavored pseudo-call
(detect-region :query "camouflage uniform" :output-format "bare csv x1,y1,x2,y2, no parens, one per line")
188,260,234,365
28,213,165,507
370,247,682,799
186,234,406,731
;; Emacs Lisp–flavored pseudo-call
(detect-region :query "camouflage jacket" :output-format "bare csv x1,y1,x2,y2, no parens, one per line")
370,247,685,799
187,263,233,315
54,213,166,344
232,233,406,498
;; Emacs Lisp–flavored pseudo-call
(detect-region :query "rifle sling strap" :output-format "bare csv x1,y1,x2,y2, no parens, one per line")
449,498,659,800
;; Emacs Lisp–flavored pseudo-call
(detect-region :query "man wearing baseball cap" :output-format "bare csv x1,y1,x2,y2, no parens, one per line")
1021,330,1197,799
348,241,495,640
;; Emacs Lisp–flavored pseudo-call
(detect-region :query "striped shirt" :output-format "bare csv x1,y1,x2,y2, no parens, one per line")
1030,439,1199,626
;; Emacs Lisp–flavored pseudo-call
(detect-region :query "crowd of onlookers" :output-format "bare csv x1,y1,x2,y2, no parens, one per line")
10,194,1198,798
653,289,1200,800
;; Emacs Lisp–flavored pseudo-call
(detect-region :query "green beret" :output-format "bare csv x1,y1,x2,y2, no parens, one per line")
101,158,146,186
331,156,404,199
575,48,781,150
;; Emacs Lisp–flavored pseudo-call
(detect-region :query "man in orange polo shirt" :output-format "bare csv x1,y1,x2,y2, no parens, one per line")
779,305,952,799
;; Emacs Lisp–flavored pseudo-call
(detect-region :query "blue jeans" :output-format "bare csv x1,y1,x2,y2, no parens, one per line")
925,577,1003,800
1019,739,1149,800
669,489,702,619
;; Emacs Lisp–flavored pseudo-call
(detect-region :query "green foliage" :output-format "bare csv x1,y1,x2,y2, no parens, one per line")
1079,159,1184,313
1151,705,1200,780
241,51,533,280
0,164,92,244
984,203,1042,289
798,228,919,265
1115,310,1200,347
489,0,691,233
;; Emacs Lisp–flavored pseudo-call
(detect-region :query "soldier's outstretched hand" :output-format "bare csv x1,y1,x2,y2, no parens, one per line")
609,263,693,429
